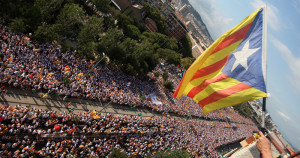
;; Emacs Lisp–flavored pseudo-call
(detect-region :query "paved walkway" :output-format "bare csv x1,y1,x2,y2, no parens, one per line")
0,88,158,117
0,88,258,127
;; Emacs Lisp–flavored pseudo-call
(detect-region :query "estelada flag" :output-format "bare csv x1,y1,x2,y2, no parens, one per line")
173,8,267,114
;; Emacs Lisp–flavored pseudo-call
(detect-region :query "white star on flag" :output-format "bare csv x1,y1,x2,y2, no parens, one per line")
231,40,260,72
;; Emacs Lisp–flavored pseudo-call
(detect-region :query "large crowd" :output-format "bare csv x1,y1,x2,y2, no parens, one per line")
0,24,261,157
0,105,259,157
0,24,255,125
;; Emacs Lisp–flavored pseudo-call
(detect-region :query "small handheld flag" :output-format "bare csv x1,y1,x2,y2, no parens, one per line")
173,8,267,114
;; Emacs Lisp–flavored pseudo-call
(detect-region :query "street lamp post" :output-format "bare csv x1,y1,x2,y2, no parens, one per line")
87,52,107,74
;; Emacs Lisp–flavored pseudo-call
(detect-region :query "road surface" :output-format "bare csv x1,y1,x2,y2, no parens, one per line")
0,87,158,117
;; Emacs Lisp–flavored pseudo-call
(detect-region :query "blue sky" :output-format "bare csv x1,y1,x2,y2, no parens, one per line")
189,0,300,151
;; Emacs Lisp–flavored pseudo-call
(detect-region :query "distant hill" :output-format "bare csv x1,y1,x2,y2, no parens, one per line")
190,6,213,42
174,0,214,42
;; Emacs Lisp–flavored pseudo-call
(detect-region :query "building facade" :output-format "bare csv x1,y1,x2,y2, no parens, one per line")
111,0,188,40
132,0,188,40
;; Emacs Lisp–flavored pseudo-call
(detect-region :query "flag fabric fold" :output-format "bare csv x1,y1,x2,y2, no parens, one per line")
173,8,267,114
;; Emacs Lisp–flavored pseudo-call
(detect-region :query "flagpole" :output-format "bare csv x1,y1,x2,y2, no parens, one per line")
261,5,268,130
261,97,266,128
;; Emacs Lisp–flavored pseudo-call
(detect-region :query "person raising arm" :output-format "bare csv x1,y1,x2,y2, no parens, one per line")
256,131,273,158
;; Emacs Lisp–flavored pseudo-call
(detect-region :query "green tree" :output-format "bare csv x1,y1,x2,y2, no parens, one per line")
180,57,195,69
108,150,128,158
77,41,98,58
91,0,111,13
157,48,181,66
21,5,42,32
122,56,139,76
56,3,85,38
0,1,13,22
4,1,42,33
99,27,123,57
77,16,103,57
61,40,75,53
1,1,40,30
8,18,27,33
162,72,169,81
168,37,178,51
179,34,193,58
141,32,156,43
109,46,126,61
120,38,139,70
134,40,158,76
133,19,146,33
166,53,181,66
120,38,137,54
124,25,141,40
150,150,192,158
34,0,64,23
140,95,146,102
124,63,136,76
63,77,71,86
33,24,62,43
141,32,178,51
77,15,103,45
119,39,158,76
103,16,115,31
143,2,167,34
117,13,134,30
72,116,80,124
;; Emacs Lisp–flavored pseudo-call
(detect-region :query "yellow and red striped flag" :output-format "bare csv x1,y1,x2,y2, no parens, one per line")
174,8,267,114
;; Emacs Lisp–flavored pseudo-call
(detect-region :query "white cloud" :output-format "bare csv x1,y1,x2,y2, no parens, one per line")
189,0,281,39
293,0,300,13
189,0,232,39
277,111,291,121
250,0,280,31
271,37,300,92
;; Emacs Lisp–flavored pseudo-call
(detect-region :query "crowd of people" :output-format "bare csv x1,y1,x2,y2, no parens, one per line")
0,24,255,125
0,105,259,157
0,24,262,157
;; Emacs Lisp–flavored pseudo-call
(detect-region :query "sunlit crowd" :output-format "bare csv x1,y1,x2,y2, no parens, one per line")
0,105,258,157
0,24,259,157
